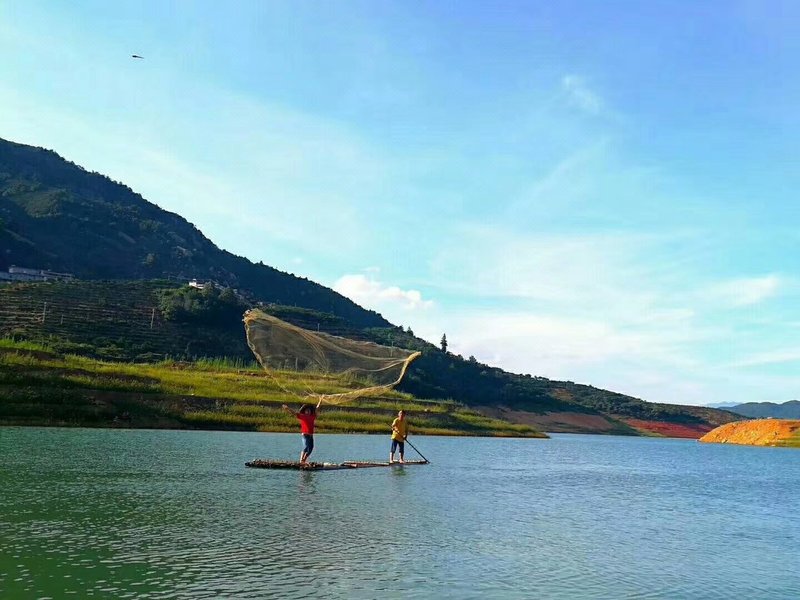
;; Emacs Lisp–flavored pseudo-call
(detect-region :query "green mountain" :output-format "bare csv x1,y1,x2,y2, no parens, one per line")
722,400,800,419
0,137,386,329
0,137,739,436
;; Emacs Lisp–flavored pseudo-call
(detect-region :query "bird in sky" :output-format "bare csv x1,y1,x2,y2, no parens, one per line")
131,54,144,59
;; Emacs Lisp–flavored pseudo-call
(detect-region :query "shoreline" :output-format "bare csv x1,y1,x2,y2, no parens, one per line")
0,341,546,439
0,420,546,438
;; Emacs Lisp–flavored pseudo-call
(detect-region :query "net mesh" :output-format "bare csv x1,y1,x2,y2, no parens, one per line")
243,309,420,405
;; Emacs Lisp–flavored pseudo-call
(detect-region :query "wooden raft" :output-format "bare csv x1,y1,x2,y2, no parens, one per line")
245,459,429,471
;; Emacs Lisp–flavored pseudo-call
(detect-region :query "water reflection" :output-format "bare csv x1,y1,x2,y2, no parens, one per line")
297,470,317,495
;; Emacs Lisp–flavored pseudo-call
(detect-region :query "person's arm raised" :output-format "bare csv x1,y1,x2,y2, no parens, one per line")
281,404,297,417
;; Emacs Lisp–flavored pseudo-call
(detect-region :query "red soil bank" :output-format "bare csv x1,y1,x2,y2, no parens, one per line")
623,419,713,439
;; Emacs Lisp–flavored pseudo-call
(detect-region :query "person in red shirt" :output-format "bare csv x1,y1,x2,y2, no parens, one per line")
282,398,323,464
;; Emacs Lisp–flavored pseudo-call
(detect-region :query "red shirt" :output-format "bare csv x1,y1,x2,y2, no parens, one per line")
297,413,316,434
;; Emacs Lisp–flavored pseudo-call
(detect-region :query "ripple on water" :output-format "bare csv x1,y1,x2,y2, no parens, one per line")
1,429,799,598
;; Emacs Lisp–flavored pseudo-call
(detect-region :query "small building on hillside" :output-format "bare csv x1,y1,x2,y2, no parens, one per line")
187,278,245,300
0,266,75,282
188,278,221,291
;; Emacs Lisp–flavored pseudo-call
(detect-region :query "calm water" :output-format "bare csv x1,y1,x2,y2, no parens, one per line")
1,428,798,599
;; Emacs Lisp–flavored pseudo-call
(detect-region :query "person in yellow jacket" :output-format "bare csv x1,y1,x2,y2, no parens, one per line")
389,410,408,463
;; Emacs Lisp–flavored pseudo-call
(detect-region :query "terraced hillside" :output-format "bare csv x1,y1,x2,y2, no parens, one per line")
0,280,390,361
0,340,545,438
0,280,251,360
0,280,741,437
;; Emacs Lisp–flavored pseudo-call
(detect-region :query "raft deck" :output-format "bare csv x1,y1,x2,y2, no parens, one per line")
246,459,429,471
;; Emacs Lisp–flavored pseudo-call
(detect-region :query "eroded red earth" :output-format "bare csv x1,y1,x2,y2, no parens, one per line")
622,419,714,439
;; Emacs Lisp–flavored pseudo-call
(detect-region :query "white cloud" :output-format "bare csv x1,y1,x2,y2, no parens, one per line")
729,348,800,368
425,223,776,404
700,275,782,307
334,273,434,313
430,225,683,318
561,74,603,114
413,304,720,405
449,312,659,368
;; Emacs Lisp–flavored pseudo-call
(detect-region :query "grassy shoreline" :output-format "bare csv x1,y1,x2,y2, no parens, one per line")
0,339,547,438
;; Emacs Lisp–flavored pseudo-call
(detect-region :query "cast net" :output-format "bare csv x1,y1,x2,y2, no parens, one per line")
243,309,421,405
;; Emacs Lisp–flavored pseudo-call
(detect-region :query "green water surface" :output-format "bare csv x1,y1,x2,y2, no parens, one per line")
1,428,798,599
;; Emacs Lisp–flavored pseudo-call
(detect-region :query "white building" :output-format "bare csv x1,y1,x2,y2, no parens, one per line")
0,266,75,282
188,278,218,290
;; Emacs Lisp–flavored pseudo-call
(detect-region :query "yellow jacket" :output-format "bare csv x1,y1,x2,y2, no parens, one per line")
391,418,408,441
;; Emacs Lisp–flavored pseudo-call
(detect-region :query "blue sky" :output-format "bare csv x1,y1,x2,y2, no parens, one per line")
2,1,800,405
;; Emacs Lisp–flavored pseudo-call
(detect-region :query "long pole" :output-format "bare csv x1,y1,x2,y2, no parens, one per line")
404,436,429,463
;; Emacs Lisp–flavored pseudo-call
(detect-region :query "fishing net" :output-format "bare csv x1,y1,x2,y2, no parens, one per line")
243,309,420,405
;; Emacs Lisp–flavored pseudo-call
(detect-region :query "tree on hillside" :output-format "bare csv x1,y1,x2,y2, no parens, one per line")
440,333,448,353
157,285,247,325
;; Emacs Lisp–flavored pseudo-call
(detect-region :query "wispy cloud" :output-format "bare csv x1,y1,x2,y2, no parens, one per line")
0,76,392,275
422,221,796,403
729,348,800,368
700,275,782,307
430,224,684,315
561,74,603,115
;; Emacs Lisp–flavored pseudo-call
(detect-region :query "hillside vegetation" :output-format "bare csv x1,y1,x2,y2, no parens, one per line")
0,137,386,328
0,280,251,361
0,137,741,438
0,339,544,438
0,280,739,436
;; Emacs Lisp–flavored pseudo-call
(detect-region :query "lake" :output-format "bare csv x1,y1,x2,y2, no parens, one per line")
1,428,798,599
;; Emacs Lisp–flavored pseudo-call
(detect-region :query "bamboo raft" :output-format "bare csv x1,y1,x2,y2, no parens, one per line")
245,459,429,471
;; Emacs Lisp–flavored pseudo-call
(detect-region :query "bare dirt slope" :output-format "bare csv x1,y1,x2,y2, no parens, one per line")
477,407,634,435
700,419,800,447
622,418,715,439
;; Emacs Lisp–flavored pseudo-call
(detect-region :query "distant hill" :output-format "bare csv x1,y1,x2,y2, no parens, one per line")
0,138,740,437
0,137,387,328
722,400,800,419
705,402,737,409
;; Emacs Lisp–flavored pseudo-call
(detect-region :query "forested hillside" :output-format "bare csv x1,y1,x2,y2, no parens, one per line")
0,138,387,328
